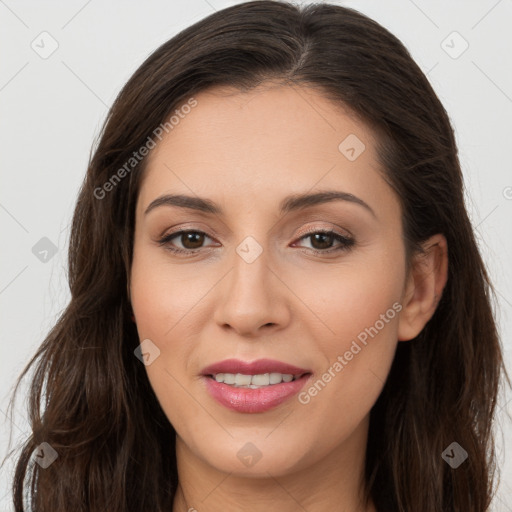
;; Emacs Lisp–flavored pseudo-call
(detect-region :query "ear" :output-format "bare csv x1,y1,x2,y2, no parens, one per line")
397,234,449,342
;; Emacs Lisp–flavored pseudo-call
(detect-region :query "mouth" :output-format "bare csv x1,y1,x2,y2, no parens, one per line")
200,358,312,413
206,371,306,388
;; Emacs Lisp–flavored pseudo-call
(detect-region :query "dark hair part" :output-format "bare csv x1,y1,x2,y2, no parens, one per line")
6,1,508,510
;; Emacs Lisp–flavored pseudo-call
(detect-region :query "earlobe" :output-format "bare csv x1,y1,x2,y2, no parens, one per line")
397,234,449,342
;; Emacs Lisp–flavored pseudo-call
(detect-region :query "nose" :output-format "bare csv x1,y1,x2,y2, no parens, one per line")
213,244,291,338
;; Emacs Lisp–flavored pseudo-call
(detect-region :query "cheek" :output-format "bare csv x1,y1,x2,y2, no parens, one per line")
130,242,212,341
288,245,404,431
129,244,227,427
289,238,405,349
130,255,201,434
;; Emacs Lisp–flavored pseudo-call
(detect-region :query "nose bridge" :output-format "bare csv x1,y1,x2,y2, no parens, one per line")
213,232,289,335
230,234,275,310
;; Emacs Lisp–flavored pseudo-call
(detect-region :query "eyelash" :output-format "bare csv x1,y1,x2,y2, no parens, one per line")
157,228,355,256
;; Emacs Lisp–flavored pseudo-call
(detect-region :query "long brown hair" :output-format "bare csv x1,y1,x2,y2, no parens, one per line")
6,1,508,510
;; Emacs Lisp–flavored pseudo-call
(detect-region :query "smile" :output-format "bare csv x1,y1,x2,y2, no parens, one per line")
210,372,300,388
201,359,312,413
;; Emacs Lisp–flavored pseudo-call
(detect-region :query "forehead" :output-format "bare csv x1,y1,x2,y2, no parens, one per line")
136,83,399,222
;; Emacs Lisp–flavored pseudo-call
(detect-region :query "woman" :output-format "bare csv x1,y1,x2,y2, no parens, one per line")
7,1,508,510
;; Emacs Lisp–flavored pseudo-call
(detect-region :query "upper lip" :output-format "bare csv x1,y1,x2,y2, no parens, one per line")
201,358,311,377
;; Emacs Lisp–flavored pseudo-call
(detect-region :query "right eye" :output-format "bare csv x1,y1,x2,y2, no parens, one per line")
157,230,218,255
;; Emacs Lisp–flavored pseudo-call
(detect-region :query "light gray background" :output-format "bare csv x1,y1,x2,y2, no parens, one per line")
1,0,511,510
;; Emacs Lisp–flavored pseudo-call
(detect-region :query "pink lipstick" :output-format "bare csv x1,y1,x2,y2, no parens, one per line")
201,358,312,413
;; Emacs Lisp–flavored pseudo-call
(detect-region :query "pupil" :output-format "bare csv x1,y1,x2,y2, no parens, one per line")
183,232,204,249
311,233,332,250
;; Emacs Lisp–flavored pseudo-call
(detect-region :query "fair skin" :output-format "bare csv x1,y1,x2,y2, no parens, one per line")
129,83,448,512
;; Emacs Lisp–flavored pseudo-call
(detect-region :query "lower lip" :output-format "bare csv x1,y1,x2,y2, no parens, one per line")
203,374,311,413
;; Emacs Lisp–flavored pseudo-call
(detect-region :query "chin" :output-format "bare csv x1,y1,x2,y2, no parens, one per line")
194,435,310,478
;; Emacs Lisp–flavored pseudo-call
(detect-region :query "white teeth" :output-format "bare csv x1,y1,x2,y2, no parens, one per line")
251,374,270,386
236,374,252,386
212,372,299,387
269,372,282,384
223,373,235,385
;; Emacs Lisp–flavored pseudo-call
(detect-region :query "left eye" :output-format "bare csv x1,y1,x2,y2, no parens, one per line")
157,229,354,255
293,230,354,252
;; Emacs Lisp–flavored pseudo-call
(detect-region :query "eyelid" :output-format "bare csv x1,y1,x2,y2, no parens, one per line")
157,229,218,250
293,222,353,240
157,223,355,257
158,222,351,245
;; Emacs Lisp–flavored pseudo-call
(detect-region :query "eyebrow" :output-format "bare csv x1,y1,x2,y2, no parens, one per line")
144,190,376,218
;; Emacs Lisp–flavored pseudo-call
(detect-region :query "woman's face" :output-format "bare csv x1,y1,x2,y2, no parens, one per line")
130,83,408,478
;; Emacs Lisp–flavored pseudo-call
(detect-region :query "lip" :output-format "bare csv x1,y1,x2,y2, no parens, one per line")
201,358,310,377
201,358,312,413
